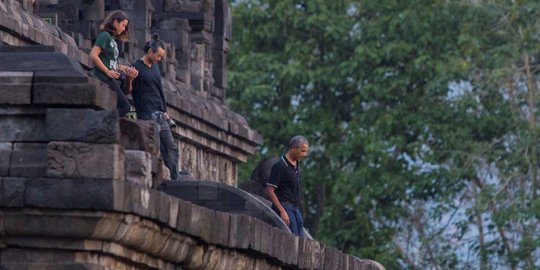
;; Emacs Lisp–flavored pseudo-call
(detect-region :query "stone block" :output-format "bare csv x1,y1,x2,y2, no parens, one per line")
158,191,171,224
0,83,32,104
158,234,189,263
176,199,200,237
271,230,285,262
0,113,47,142
113,179,130,212
129,184,159,219
24,178,123,211
259,221,272,255
47,142,124,180
161,162,171,181
46,108,120,143
200,183,219,201
152,155,165,188
160,181,199,202
282,233,298,266
174,197,192,231
124,150,152,187
323,246,341,270
0,46,82,69
119,118,159,155
210,211,229,246
0,142,12,176
297,237,309,269
198,206,215,243
167,196,179,228
91,214,123,240
5,237,96,252
0,249,76,266
250,218,262,252
252,258,272,270
0,210,3,240
304,238,323,270
1,177,25,207
346,255,357,270
0,71,34,85
228,213,252,249
10,142,47,177
3,212,99,240
33,82,116,111
33,70,89,84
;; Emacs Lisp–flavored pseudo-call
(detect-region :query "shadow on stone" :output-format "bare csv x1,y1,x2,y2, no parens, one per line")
159,180,291,233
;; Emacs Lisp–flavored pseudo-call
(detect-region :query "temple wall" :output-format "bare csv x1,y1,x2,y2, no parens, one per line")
0,1,385,269
2,0,262,185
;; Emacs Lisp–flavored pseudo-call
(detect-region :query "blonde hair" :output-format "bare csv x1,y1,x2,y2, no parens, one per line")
99,10,130,42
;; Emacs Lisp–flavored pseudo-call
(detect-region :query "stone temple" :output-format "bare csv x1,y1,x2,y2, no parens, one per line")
0,0,384,269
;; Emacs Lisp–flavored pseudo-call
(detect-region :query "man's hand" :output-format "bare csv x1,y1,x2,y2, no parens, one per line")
125,66,139,78
280,210,290,226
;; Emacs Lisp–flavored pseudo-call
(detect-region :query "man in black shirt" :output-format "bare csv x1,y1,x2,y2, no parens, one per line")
128,34,179,181
266,135,309,236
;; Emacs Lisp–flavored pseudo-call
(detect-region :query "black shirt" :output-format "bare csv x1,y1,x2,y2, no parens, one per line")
267,155,301,205
132,59,166,119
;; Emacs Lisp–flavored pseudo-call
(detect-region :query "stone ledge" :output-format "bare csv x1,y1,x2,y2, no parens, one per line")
46,108,120,144
0,210,285,270
33,82,116,111
165,87,262,152
0,178,381,270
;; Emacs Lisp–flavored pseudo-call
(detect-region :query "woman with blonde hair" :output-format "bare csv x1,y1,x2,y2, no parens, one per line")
89,10,138,117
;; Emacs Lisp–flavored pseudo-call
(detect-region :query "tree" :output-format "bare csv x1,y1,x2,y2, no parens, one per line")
228,0,540,268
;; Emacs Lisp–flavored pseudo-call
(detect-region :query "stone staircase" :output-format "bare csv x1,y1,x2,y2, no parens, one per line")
0,47,383,270
0,0,385,269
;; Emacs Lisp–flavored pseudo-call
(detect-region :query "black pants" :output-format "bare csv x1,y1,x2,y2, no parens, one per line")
140,112,180,180
102,76,131,117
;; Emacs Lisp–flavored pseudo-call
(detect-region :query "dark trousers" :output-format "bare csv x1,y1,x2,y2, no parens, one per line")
273,201,304,237
102,76,131,117
140,112,180,180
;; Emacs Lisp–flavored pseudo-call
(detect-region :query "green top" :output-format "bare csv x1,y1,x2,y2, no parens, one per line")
92,31,119,81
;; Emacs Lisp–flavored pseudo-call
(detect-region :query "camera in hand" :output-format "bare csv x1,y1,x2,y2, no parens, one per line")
117,72,127,92
167,118,177,128
118,73,126,83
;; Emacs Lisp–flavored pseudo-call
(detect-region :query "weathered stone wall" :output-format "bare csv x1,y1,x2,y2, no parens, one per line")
2,0,262,185
0,1,385,269
0,47,383,270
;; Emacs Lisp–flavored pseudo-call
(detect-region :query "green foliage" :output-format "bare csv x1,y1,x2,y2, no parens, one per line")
229,0,540,268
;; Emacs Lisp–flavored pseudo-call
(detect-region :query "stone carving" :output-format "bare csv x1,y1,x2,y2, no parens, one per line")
119,118,159,155
47,142,124,180
124,150,152,187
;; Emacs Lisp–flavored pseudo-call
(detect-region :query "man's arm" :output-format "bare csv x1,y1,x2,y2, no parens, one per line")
123,77,133,94
265,186,290,226
122,66,139,94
